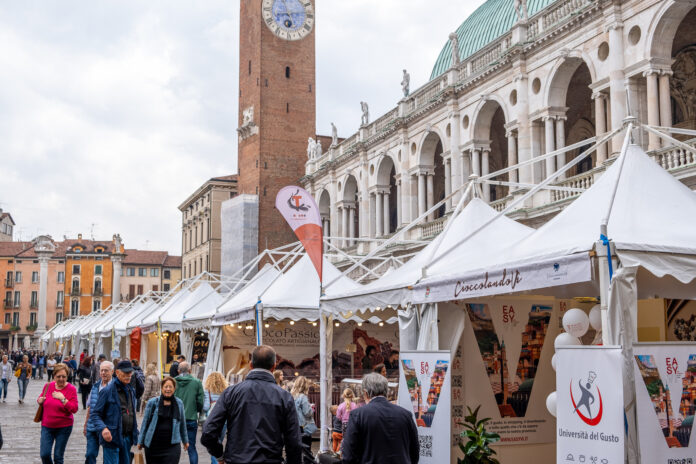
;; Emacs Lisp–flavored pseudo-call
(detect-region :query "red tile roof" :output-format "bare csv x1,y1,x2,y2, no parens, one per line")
123,249,169,265
163,255,182,268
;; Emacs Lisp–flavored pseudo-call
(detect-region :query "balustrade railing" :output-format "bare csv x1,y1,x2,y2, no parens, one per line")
650,138,696,170
418,215,448,239
551,170,596,202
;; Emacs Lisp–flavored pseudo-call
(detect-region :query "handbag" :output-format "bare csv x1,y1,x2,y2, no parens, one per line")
133,450,145,464
14,368,20,378
34,384,48,423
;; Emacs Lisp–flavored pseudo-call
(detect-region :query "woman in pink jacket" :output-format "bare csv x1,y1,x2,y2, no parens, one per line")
37,363,79,464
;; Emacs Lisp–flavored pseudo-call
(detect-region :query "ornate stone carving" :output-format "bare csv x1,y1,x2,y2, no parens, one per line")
307,137,316,159
112,234,124,254
514,0,528,22
315,139,322,159
33,235,55,255
237,105,259,140
448,33,460,67
671,46,696,122
401,69,410,97
360,101,370,126
331,123,338,146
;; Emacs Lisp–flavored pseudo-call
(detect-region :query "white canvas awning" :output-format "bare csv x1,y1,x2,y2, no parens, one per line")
322,198,533,313
211,264,281,326
139,288,193,334
414,144,696,303
158,282,224,333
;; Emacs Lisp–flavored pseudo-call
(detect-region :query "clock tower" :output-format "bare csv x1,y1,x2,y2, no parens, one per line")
237,0,316,254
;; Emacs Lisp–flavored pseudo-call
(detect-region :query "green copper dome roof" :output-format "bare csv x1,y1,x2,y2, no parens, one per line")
431,0,556,79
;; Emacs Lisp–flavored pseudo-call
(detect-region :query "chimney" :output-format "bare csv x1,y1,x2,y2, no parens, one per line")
77,233,82,240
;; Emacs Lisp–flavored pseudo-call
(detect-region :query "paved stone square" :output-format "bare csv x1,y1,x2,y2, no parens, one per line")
0,378,212,463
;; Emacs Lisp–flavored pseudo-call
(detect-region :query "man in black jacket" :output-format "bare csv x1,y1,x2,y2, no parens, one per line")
341,373,419,464
201,345,302,464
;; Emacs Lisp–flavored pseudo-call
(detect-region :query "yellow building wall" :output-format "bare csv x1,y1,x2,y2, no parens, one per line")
64,256,113,316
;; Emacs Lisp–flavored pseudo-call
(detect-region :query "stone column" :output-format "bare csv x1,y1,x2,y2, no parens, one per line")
593,93,608,163
471,149,481,177
544,116,556,180
375,192,383,237
659,71,672,129
449,113,462,204
645,70,660,150
555,117,566,179
348,206,356,246
35,240,54,338
426,174,434,221
341,206,348,247
111,253,124,305
396,179,402,226
417,173,426,217
506,131,518,187
383,192,390,235
531,121,543,183
515,73,533,185
481,149,490,202
444,159,452,210
608,23,627,153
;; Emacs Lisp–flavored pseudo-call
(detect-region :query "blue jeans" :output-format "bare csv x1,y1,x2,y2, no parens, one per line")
0,378,8,399
40,425,73,464
186,420,199,464
103,435,133,464
18,378,29,400
85,430,101,464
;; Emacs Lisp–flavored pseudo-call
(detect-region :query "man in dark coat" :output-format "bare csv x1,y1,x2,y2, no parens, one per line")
201,345,302,464
341,373,419,464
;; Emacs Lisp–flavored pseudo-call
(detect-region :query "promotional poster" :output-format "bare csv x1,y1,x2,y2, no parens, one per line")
452,297,559,445
398,350,451,464
556,346,624,464
633,343,696,463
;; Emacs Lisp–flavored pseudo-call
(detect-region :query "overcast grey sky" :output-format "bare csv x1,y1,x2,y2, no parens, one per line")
0,1,484,254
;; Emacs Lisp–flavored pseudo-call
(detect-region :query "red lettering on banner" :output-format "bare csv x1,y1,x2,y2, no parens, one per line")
420,362,430,375
503,305,515,323
665,357,679,375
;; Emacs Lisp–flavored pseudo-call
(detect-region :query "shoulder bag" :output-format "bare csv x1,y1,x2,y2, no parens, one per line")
34,384,49,423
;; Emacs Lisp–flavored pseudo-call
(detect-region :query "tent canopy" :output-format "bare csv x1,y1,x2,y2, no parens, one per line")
139,288,193,333
414,144,696,303
322,197,533,313
212,264,281,326
158,282,224,332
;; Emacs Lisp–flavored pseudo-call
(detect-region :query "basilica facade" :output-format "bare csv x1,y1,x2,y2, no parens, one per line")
302,0,696,258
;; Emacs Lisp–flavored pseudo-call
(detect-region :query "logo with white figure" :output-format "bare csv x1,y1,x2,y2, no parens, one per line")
287,189,310,212
570,371,603,426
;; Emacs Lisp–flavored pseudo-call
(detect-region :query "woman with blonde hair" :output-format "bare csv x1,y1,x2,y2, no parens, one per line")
203,372,229,464
291,375,317,450
140,362,160,413
336,387,360,443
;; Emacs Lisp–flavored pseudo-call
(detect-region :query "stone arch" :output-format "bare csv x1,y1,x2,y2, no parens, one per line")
566,118,596,176
647,0,696,61
375,154,398,233
471,98,509,201
417,128,446,166
318,189,331,216
339,174,360,247
546,55,597,108
416,130,446,220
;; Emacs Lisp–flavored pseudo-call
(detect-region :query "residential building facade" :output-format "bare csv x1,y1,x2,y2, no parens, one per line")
64,235,115,317
120,250,182,301
0,209,14,242
179,175,237,278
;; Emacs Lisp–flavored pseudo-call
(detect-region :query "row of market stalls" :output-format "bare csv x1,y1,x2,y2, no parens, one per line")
41,128,696,462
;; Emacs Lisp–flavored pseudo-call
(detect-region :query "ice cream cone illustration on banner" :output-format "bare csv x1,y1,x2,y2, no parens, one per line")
275,186,323,281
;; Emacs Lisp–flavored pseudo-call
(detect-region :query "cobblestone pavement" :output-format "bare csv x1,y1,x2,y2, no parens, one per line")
0,378,212,464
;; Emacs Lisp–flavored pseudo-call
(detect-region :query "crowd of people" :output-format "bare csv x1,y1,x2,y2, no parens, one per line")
0,345,418,464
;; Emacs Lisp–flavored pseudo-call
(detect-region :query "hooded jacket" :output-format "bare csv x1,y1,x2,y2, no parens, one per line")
174,374,204,422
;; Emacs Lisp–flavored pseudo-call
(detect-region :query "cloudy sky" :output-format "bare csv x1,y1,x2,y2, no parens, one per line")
0,0,484,254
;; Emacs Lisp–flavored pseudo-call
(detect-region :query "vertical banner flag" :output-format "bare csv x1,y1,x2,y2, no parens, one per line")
556,346,624,464
633,343,696,463
275,186,323,281
398,350,451,464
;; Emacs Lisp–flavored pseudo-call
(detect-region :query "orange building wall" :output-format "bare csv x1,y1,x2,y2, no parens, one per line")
64,256,113,317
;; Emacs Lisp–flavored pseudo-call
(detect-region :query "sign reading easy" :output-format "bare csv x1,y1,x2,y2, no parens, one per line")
556,346,624,464
398,350,451,464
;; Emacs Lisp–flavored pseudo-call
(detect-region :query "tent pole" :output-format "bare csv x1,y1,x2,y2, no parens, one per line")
157,321,163,378
318,309,333,452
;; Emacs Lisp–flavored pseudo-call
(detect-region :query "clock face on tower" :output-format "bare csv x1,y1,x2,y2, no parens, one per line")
262,0,314,41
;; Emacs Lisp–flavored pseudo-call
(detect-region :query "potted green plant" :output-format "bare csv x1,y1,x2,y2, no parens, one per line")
457,405,501,464
26,324,38,332
9,325,20,332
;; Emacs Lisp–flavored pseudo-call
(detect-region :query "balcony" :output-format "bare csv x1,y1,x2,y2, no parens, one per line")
93,287,103,297
4,279,13,288
30,301,38,309
70,287,81,296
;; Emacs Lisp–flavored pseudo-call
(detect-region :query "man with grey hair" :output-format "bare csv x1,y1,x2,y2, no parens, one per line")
84,360,114,464
341,373,419,464
175,361,204,464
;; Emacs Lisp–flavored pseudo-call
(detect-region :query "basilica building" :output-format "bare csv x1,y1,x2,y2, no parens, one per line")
302,0,696,261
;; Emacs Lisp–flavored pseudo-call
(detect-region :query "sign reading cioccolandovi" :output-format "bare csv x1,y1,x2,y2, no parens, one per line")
633,343,696,463
556,346,624,464
398,350,451,464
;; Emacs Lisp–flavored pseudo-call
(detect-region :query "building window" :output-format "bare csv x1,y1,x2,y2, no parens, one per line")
4,291,11,308
12,312,19,326
138,268,146,277
57,271,64,283
30,312,37,326
163,270,171,280
72,264,80,275
93,300,101,311
57,291,64,307
4,313,9,324
30,291,38,308
163,283,170,292
126,267,135,277
285,66,290,78
56,313,63,323
70,299,79,317
13,291,20,307
14,271,22,283
5,271,11,285
71,278,80,293
95,264,102,275
205,256,208,272
137,285,144,295
151,268,159,277
32,271,39,283
94,278,102,294
152,285,158,292
129,285,135,300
